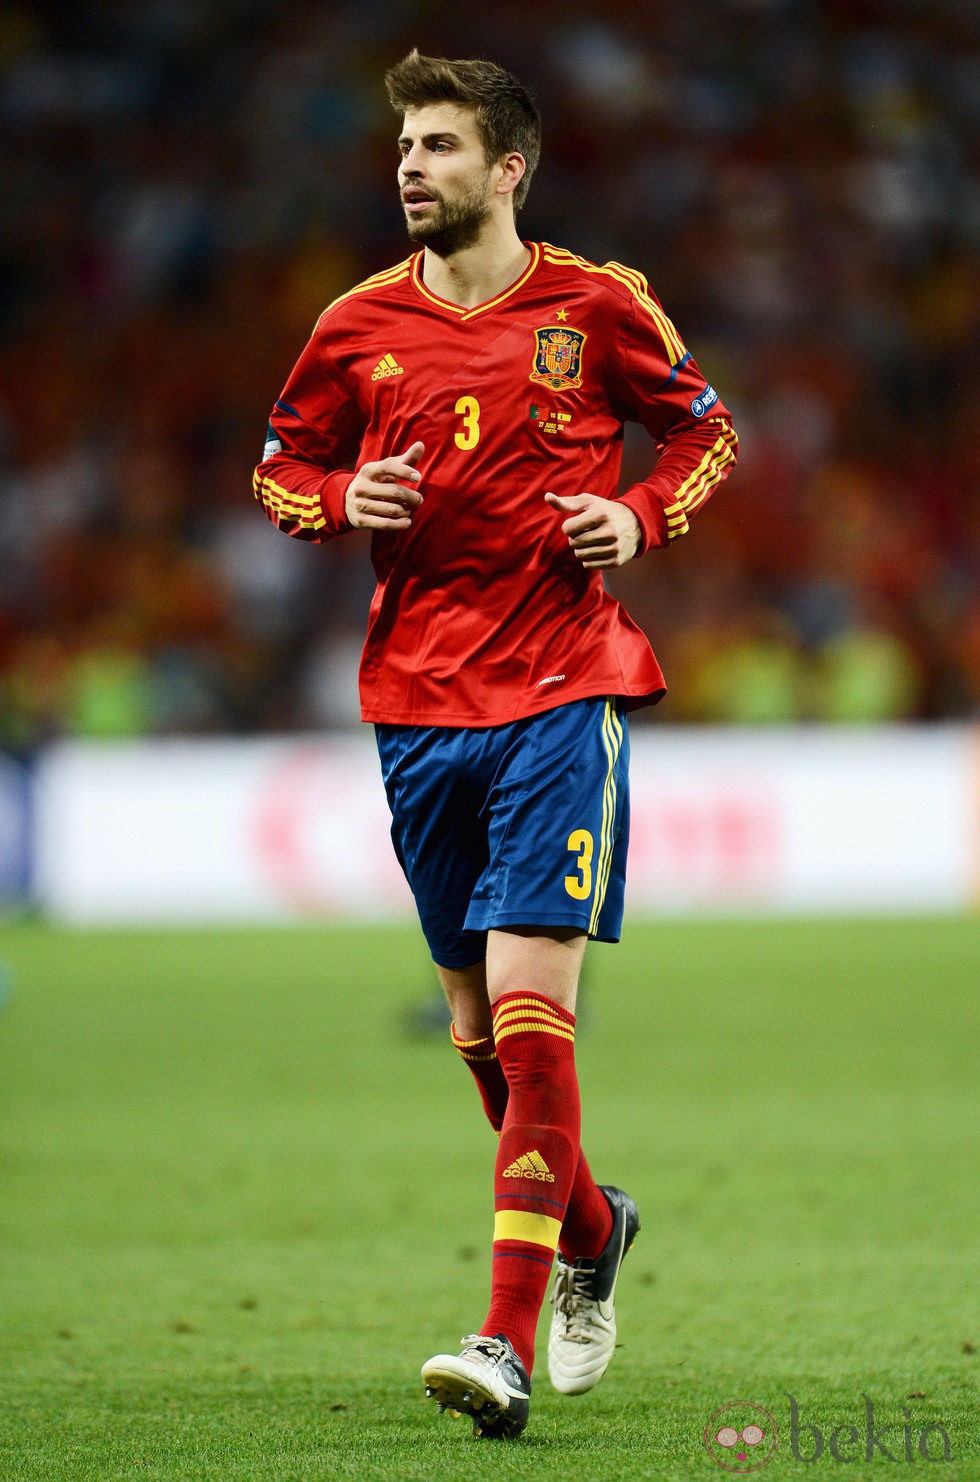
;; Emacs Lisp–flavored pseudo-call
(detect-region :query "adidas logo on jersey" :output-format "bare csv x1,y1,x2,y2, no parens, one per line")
371,353,404,380
502,1150,555,1182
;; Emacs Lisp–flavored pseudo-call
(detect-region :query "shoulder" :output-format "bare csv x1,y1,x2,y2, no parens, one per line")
537,243,653,308
313,255,417,335
539,244,684,358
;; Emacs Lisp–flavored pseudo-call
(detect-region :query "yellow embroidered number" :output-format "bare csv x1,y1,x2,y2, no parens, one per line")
564,828,594,900
454,395,481,450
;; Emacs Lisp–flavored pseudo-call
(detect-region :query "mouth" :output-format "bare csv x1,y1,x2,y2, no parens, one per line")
402,189,437,214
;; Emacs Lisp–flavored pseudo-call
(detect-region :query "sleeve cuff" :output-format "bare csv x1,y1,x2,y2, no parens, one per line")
319,469,355,532
619,486,671,553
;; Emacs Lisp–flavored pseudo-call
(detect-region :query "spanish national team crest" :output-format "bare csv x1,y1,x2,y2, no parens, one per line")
530,325,587,391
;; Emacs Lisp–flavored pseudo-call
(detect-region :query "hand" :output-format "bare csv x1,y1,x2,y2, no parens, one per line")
345,441,425,530
544,491,641,568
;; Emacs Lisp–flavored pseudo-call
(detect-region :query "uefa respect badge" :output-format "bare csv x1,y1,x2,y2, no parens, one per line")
704,1401,780,1472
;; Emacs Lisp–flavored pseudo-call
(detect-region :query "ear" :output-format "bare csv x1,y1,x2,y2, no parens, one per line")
494,151,526,201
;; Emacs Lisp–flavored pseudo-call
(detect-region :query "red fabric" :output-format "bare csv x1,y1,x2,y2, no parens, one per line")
478,991,611,1371
452,1021,613,1259
558,1162,614,1263
254,243,737,727
450,1025,508,1133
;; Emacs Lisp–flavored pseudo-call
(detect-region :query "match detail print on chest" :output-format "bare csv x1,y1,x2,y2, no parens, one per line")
365,314,588,446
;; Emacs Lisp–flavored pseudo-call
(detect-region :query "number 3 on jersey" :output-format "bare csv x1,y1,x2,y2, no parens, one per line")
454,395,480,450
565,828,594,900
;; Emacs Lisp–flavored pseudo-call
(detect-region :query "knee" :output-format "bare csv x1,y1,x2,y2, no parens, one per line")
438,965,492,1040
452,1000,494,1040
485,927,585,1015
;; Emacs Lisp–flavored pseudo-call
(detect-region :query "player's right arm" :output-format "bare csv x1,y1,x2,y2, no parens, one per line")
253,321,422,540
343,441,424,530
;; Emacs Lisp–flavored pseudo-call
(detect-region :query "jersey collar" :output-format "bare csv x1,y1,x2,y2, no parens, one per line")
410,242,540,320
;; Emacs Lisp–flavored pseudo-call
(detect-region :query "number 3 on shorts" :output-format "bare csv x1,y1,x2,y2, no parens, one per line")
565,828,594,900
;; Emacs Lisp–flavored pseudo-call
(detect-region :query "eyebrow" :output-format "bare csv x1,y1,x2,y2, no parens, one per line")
398,131,465,149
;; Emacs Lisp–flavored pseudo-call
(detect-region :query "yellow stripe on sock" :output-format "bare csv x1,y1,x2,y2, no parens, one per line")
493,1209,562,1250
451,1030,494,1049
493,1019,575,1046
450,1027,498,1062
492,997,575,1045
492,998,572,1030
492,1005,570,1031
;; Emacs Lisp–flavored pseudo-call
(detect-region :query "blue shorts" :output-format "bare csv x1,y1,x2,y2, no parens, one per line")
375,698,630,968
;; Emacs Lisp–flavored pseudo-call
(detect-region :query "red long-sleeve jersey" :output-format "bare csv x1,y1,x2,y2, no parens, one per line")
254,241,737,726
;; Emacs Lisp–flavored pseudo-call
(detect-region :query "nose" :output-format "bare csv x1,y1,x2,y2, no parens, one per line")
399,141,425,179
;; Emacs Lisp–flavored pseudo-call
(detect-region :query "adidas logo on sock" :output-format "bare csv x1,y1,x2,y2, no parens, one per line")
371,353,404,380
502,1150,555,1182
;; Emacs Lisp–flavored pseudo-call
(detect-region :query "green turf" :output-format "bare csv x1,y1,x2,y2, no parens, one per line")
0,917,976,1481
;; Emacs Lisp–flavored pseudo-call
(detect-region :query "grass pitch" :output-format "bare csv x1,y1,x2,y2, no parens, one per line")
0,917,976,1481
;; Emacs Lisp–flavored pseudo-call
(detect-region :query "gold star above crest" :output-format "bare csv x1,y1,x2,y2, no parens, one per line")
555,308,568,322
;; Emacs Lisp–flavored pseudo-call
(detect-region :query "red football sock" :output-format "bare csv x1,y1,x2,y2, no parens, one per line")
479,991,601,1373
450,1024,508,1133
451,1019,614,1260
557,1157,614,1262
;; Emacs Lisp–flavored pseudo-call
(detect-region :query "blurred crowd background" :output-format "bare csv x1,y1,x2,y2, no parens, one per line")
0,0,977,747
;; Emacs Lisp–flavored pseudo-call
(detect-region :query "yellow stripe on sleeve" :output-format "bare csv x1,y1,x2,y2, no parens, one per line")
662,427,738,540
253,472,327,532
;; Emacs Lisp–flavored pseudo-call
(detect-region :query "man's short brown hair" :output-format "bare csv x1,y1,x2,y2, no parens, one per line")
385,48,541,213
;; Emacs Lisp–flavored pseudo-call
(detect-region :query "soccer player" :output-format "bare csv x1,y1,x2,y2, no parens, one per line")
253,49,737,1439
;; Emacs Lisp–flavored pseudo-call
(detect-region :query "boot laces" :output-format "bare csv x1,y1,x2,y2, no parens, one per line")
552,1261,598,1343
458,1334,511,1366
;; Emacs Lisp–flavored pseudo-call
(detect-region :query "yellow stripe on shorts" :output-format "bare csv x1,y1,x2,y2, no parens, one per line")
589,700,624,935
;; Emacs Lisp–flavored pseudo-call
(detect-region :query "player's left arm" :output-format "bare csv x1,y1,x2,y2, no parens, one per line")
605,282,739,554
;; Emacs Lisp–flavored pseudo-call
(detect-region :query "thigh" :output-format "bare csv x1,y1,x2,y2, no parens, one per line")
464,698,630,944
375,723,489,969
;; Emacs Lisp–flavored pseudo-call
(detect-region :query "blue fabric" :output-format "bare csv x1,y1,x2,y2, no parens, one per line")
375,698,630,967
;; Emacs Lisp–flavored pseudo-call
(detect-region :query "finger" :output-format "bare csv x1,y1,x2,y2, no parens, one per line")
569,526,617,548
563,513,607,537
353,508,414,529
363,480,423,506
357,496,420,520
545,491,593,513
375,442,425,482
355,498,420,522
376,463,424,488
566,536,610,554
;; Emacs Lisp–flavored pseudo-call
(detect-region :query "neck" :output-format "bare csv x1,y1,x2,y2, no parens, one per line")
421,221,531,309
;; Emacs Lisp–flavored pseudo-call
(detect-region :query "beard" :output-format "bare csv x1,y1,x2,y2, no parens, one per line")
403,178,493,256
